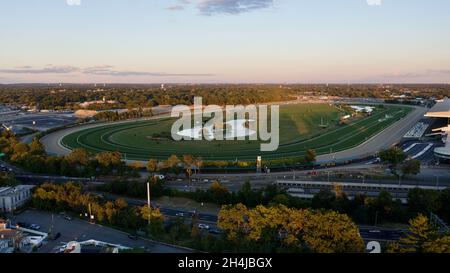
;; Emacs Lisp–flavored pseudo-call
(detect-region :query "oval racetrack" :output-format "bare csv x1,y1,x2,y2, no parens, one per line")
39,103,424,163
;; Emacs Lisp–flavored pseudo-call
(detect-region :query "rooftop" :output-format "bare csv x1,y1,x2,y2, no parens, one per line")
425,97,450,118
0,185,35,196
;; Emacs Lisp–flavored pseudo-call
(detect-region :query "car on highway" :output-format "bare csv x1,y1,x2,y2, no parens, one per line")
64,216,72,221
153,174,165,180
198,223,210,230
128,234,139,240
209,228,223,235
175,212,185,217
369,229,381,234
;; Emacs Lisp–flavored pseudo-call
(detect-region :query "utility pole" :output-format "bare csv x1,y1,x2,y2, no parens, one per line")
147,182,151,225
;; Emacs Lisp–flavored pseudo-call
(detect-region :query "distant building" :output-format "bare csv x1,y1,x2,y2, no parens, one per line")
79,99,117,108
0,185,35,213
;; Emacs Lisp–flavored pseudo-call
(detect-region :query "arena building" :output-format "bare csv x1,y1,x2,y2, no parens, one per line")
425,98,450,160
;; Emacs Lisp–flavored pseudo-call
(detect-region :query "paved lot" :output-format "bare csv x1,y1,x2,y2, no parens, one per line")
11,209,192,253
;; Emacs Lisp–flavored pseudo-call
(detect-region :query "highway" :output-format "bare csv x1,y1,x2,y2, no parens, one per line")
93,191,408,243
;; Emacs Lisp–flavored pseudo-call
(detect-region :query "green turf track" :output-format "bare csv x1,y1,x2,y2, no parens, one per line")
61,104,412,161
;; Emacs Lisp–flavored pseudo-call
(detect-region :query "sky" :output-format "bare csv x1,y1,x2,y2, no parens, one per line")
0,0,449,84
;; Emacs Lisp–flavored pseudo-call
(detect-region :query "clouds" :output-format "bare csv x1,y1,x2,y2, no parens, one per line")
166,0,273,15
367,0,383,6
66,0,81,6
0,66,79,74
0,65,213,78
381,69,450,79
198,0,273,15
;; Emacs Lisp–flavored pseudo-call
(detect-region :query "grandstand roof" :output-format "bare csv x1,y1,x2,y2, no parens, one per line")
425,97,450,118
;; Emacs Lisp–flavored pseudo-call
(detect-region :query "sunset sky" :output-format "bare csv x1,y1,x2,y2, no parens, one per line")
1,0,449,83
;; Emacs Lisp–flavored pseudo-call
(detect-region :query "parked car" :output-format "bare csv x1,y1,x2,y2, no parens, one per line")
30,224,41,230
64,216,72,221
175,212,185,217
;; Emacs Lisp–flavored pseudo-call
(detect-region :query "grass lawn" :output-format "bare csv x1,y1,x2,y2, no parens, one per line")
61,103,412,161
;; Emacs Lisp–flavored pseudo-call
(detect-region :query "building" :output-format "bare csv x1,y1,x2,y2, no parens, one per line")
0,185,35,213
425,98,450,160
0,219,18,253
0,219,37,253
58,240,129,253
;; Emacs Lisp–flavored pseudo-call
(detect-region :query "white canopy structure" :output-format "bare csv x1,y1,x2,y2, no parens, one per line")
425,97,450,119
432,125,450,159
424,98,450,159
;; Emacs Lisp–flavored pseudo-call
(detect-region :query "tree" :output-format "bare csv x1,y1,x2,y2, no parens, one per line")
65,148,90,166
146,159,158,173
96,151,122,172
437,188,450,223
183,155,195,185
401,159,421,177
302,210,365,253
139,205,165,235
312,189,336,210
165,154,181,172
398,214,437,253
270,194,290,206
366,191,405,224
29,138,45,155
208,181,230,205
407,188,439,217
305,149,316,164
423,236,450,253
379,147,407,175
194,157,204,174
218,204,364,253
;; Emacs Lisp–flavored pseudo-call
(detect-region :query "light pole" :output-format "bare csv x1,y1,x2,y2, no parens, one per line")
435,175,440,190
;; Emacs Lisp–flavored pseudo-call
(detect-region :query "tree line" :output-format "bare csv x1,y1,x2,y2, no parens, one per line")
0,130,138,177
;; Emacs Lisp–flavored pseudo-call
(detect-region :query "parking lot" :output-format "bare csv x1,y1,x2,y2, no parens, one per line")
0,112,77,132
11,209,192,253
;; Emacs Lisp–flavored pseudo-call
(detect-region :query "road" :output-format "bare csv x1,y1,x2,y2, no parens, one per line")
91,191,408,242
91,191,219,224
11,209,193,253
